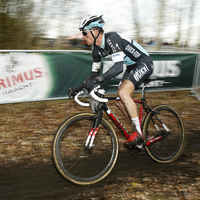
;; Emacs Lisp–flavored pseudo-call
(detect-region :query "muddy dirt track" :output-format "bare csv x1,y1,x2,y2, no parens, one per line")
0,90,200,199
0,132,200,200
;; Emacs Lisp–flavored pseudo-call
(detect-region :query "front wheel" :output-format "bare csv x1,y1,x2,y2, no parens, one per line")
52,113,118,185
143,105,186,163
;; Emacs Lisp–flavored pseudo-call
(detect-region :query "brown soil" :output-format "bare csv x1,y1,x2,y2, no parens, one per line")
0,90,200,199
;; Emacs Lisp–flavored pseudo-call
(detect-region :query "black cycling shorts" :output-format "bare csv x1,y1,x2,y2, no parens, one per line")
122,57,154,89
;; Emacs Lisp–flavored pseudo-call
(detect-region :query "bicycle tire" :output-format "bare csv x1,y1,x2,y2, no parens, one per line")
52,113,118,185
143,104,186,163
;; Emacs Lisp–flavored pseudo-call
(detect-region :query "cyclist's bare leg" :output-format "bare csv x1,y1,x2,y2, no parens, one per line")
117,79,143,136
117,79,138,119
115,100,130,121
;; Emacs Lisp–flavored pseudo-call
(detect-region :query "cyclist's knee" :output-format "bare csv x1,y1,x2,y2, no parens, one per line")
117,89,126,101
118,86,134,102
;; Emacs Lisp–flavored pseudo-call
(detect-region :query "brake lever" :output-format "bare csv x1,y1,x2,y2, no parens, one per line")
68,88,73,102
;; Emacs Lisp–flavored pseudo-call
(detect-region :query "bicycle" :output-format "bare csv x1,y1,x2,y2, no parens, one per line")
52,78,186,185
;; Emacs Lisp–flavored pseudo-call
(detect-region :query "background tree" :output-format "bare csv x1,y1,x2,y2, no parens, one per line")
0,0,36,49
155,0,165,50
131,0,141,43
186,0,195,47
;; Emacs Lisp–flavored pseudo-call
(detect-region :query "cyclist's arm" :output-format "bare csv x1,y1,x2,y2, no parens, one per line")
102,33,124,81
84,71,99,82
85,33,124,86
103,53,124,80
84,47,102,81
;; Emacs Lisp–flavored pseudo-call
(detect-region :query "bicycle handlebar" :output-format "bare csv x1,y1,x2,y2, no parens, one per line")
74,86,108,107
74,91,90,107
90,85,108,103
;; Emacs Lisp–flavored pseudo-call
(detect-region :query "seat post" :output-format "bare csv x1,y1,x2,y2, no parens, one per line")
141,77,156,100
141,83,148,100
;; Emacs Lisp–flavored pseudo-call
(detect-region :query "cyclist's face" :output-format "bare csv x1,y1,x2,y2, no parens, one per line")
82,29,95,45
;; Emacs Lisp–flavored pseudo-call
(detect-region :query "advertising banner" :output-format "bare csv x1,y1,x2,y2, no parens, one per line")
0,51,197,103
0,53,52,103
0,52,92,103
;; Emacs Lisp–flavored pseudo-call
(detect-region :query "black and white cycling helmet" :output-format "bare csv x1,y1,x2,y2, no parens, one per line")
79,15,105,31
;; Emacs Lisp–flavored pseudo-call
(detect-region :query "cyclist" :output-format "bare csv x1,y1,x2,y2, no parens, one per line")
69,15,154,149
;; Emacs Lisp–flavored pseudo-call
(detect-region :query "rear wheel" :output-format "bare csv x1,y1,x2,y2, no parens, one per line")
143,105,186,163
52,113,118,185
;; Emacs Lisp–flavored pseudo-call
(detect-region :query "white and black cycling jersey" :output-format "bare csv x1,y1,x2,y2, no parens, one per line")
91,32,152,81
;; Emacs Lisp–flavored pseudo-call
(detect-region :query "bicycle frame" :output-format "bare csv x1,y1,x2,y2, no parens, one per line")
95,82,153,140
92,97,169,149
100,98,152,140
83,81,170,149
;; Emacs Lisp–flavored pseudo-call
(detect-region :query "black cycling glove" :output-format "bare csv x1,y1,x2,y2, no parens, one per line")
84,75,105,92
68,84,84,98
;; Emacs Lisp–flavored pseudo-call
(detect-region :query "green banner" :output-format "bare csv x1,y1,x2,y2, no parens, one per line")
42,53,93,98
150,54,197,89
0,51,197,103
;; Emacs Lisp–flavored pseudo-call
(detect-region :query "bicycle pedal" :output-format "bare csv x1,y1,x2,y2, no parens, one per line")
136,144,143,149
136,142,145,149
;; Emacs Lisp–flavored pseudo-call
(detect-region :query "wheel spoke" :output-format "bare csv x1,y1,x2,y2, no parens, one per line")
143,105,186,163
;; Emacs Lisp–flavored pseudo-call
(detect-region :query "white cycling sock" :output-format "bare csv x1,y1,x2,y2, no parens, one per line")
131,117,143,136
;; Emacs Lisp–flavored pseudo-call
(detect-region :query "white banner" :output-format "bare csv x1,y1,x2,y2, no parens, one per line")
0,54,52,103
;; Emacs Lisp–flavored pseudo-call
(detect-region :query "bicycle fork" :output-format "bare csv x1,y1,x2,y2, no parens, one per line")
84,110,103,150
85,126,99,150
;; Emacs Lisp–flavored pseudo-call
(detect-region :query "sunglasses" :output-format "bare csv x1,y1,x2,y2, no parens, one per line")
81,30,91,36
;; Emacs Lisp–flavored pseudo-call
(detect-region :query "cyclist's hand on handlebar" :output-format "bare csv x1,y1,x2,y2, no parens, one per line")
68,84,84,99
84,75,105,92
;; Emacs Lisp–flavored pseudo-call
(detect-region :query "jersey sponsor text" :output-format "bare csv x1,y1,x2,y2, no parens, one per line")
125,44,141,58
133,64,149,82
